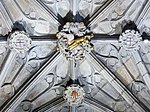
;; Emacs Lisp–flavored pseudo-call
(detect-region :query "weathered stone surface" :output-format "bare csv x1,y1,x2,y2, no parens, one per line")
56,0,70,17
114,101,126,112
138,3,150,36
137,62,148,76
2,0,22,21
34,89,57,107
80,60,92,77
115,65,133,85
91,88,115,108
79,0,91,18
111,79,124,95
13,68,32,90
131,81,150,106
91,0,147,34
102,83,120,100
1,0,150,111
26,81,49,101
124,58,140,80
143,73,150,90
0,84,14,107
94,72,107,87
0,10,11,35
4,61,22,84
56,58,68,78
132,51,142,64
0,45,7,69
34,21,51,34
121,91,134,106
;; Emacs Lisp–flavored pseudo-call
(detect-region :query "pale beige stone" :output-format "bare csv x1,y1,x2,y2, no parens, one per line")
124,58,140,80
115,65,133,85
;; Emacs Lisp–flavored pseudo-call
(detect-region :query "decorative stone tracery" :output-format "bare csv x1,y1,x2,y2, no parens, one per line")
1,0,150,112
64,84,85,106
119,30,142,50
8,31,32,53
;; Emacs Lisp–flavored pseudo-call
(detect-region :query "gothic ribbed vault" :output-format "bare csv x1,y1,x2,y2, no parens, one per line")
0,0,150,112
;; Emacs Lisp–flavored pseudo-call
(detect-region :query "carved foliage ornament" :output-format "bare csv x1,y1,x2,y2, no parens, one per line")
64,84,85,106
119,30,142,50
8,31,32,53
57,22,94,61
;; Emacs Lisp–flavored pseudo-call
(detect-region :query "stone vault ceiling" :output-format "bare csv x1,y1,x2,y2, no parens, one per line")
0,0,150,112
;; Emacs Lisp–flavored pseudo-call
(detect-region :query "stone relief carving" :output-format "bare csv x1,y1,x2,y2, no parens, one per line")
41,0,70,18
79,0,109,18
0,43,56,108
131,81,150,107
0,84,15,107
92,73,136,112
1,0,150,111
93,72,121,100
3,54,25,84
1,0,58,36
0,45,8,69
57,22,93,61
94,43,121,71
26,44,56,71
119,30,142,50
0,16,11,36
64,85,85,106
79,63,135,111
14,57,68,111
14,77,64,111
8,31,32,53
114,101,136,112
90,0,132,34
18,100,33,112
94,36,150,109
137,1,150,35
94,35,146,85
140,17,150,36
41,0,109,19
94,40,142,85
12,44,56,87
0,31,32,87
138,42,150,74
22,20,57,36
90,0,146,34
55,0,70,17
95,43,132,85
0,2,12,36
79,0,92,18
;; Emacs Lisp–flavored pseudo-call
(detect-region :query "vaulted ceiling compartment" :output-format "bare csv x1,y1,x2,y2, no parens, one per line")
0,0,150,112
